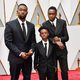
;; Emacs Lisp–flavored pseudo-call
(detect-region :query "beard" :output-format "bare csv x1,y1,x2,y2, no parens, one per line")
18,15,26,20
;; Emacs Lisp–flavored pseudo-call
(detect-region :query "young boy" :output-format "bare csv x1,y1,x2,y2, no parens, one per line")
34,26,56,80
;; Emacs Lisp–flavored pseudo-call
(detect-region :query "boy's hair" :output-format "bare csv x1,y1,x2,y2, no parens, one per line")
48,6,57,13
38,26,49,32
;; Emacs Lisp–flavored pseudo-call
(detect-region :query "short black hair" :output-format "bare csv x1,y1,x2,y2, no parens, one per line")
38,26,49,32
18,3,28,9
48,6,57,13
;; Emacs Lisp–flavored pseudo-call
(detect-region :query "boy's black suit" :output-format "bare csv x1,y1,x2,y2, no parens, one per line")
34,40,56,80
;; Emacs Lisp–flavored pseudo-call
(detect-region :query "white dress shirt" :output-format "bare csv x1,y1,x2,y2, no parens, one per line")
50,18,57,27
18,18,28,35
42,40,49,56
18,18,28,56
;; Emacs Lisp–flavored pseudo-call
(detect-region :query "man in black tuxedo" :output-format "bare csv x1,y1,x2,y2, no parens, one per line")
34,27,56,80
4,4,36,80
42,6,69,80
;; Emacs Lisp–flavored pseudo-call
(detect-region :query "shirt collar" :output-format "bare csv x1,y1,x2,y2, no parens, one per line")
49,18,57,25
42,39,49,45
18,18,26,25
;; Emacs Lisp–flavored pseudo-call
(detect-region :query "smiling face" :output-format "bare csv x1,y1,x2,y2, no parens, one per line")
48,8,57,21
40,29,49,41
17,4,28,20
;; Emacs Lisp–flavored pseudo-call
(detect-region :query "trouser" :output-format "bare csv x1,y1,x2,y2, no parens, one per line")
9,60,32,80
55,51,68,80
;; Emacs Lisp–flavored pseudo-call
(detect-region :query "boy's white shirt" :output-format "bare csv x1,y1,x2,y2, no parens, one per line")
42,40,49,56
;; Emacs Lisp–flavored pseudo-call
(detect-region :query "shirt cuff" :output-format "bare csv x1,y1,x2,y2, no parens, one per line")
19,52,23,56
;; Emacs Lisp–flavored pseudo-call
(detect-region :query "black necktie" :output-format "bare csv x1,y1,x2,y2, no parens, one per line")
44,43,47,56
22,23,26,39
52,23,56,31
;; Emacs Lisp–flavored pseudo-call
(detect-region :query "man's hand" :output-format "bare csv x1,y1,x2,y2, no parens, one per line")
20,49,33,59
20,52,27,59
53,36,61,43
56,41,65,49
28,49,33,55
53,36,64,49
26,49,33,56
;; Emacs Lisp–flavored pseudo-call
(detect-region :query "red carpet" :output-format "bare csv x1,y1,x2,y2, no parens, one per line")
0,70,80,80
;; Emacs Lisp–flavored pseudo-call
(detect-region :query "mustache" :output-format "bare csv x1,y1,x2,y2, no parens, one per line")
18,16,26,19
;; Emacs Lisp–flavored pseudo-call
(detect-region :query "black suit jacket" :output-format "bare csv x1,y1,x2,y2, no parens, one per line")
42,18,69,54
4,19,36,64
34,41,56,73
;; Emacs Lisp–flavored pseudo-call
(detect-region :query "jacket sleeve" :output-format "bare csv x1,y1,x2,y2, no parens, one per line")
31,24,36,52
60,21,69,42
34,45,39,70
4,23,21,56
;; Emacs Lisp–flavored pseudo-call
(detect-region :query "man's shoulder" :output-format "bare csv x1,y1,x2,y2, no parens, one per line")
57,18,66,23
42,20,49,24
6,19,17,28
34,41,41,50
36,41,42,46
6,19,17,24
26,21,34,26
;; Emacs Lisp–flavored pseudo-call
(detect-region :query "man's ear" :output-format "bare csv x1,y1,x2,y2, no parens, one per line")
40,33,41,37
48,33,49,36
16,10,18,15
26,11,28,14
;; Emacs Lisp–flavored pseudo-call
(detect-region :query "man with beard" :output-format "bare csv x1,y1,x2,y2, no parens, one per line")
4,4,36,80
42,6,69,80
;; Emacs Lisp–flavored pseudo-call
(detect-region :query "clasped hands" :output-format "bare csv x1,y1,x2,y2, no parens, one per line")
53,36,65,49
20,49,33,59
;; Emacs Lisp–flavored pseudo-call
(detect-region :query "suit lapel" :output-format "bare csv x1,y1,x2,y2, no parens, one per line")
39,41,46,57
47,19,61,35
15,19,31,42
39,41,53,57
47,20,55,33
56,18,62,34
25,21,30,42
48,19,58,34
15,19,25,40
48,42,53,57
